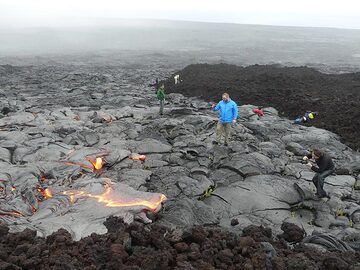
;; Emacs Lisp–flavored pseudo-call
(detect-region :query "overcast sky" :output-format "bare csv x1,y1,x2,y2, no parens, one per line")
1,0,359,29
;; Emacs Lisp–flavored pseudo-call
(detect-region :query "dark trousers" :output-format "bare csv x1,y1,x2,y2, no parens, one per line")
312,169,334,197
159,100,164,115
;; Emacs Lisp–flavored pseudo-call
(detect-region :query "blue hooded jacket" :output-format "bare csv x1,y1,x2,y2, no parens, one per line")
213,99,238,123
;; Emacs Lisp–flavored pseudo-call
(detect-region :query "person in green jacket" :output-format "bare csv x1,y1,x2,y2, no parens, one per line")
156,84,165,115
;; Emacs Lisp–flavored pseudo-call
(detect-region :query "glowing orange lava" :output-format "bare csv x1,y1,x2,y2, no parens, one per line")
91,157,103,170
64,157,103,172
129,154,146,161
63,186,167,211
38,188,53,199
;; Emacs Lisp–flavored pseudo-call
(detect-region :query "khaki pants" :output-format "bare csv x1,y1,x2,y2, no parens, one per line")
216,122,231,143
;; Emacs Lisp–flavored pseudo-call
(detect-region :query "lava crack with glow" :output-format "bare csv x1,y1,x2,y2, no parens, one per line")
62,184,167,212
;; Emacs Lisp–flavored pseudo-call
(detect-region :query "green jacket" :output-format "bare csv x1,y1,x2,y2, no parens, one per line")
156,86,165,101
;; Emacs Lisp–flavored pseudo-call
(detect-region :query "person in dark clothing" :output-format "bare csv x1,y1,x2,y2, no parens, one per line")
303,149,335,198
294,111,317,124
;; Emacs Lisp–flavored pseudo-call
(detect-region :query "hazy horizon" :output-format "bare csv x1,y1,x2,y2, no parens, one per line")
1,19,360,72
1,0,360,68
2,18,360,31
1,0,360,30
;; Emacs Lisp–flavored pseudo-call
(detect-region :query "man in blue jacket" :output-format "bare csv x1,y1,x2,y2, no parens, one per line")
212,93,238,146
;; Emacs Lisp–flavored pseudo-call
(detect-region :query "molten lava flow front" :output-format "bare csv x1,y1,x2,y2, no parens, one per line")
63,186,167,211
64,157,104,172
37,188,53,199
92,157,103,170
44,188,53,198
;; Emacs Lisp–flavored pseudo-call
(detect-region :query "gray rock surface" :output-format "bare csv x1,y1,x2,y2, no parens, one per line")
0,62,359,246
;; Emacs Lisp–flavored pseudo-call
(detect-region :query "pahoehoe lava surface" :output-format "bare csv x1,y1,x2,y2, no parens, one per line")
164,63,360,150
1,57,360,269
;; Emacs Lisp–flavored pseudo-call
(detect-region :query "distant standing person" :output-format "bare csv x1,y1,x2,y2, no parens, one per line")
212,92,238,146
303,149,335,198
156,84,165,115
174,74,180,84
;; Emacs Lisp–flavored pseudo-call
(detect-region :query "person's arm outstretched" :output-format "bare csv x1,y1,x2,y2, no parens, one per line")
212,102,221,111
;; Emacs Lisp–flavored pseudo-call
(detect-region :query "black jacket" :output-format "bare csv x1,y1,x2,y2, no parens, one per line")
307,153,335,173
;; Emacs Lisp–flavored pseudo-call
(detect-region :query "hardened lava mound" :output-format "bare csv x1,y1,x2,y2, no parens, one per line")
164,63,360,150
